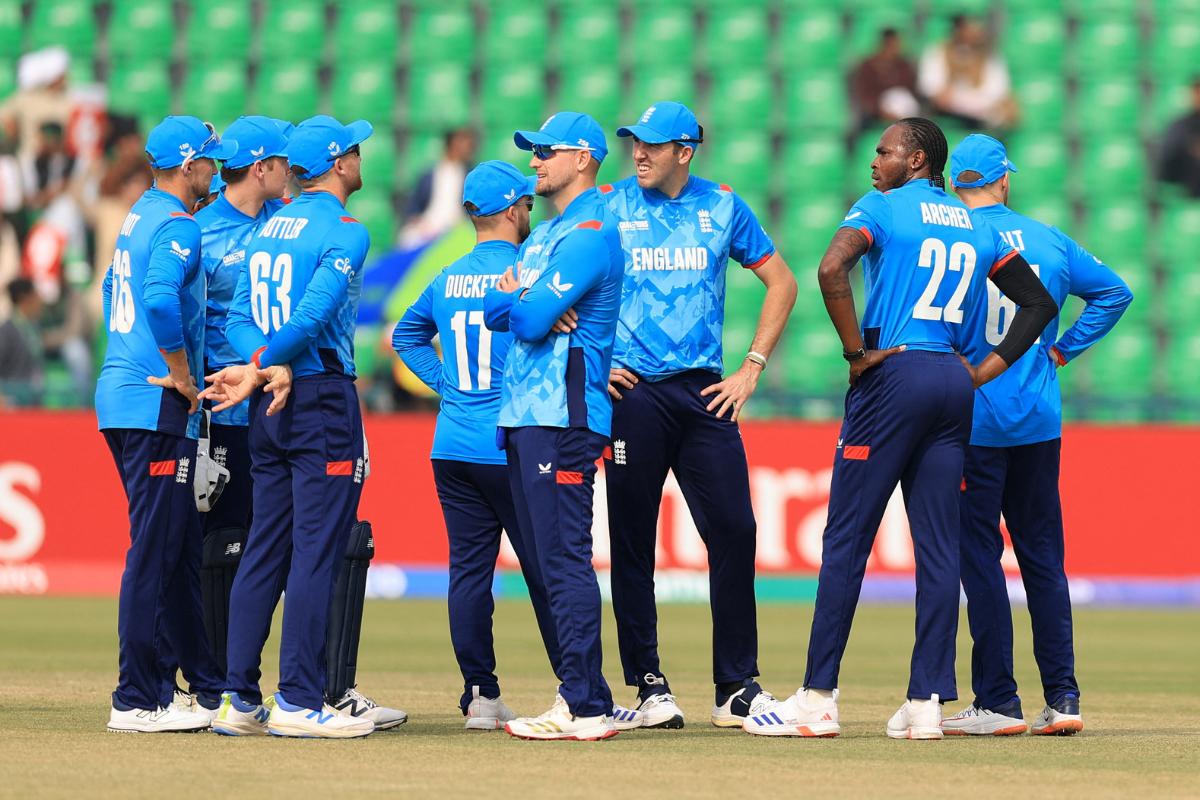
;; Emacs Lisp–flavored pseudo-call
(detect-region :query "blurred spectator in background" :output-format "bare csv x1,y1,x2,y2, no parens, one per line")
918,15,1017,131
0,47,73,170
28,122,75,211
1157,77,1200,198
850,28,920,134
401,126,477,244
0,277,45,406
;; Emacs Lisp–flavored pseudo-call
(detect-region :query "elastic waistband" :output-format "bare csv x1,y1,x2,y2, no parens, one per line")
886,349,961,364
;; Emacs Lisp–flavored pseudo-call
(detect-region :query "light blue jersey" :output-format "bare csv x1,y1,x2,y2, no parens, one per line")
393,240,517,465
601,176,774,379
194,193,286,425
96,188,205,439
960,204,1133,446
226,190,368,377
483,188,624,437
839,178,1015,353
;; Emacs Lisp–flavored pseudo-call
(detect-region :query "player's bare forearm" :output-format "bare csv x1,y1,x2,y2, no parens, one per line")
817,228,869,352
747,253,798,360
161,347,191,380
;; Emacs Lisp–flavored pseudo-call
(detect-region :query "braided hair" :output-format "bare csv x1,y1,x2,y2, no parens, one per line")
896,117,948,188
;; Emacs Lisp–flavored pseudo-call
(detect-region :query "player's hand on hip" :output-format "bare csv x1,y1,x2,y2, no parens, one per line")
609,367,638,400
552,307,578,334
147,370,200,414
700,362,762,421
497,267,519,293
259,364,293,416
849,345,905,386
198,364,261,412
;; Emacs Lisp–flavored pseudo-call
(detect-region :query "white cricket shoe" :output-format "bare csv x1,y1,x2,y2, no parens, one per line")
504,694,618,741
267,692,374,738
712,681,776,728
637,692,685,729
1031,695,1084,736
212,692,274,736
886,694,944,740
464,685,517,730
108,703,211,733
742,688,840,738
611,702,645,731
330,686,407,730
942,702,1027,736
171,688,218,725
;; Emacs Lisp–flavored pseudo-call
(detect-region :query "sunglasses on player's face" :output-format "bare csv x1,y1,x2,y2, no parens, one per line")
183,121,219,168
531,144,591,161
326,143,361,162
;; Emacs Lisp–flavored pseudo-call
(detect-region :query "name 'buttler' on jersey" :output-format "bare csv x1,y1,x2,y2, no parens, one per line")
392,240,518,465
194,193,286,425
959,204,1133,447
96,187,205,439
839,178,1016,354
225,191,368,376
601,176,775,379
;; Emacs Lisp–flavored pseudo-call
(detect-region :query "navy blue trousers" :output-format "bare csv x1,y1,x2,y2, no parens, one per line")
960,439,1079,707
432,459,562,711
204,421,253,532
606,369,758,691
103,428,223,710
225,375,364,710
505,425,613,717
805,351,973,701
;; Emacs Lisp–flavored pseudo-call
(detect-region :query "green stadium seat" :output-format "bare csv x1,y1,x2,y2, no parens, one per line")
1165,332,1200,399
1004,10,1066,75
698,129,773,195
348,189,396,255
481,64,548,129
359,128,398,190
1012,195,1073,231
1013,74,1066,132
264,0,326,57
558,65,622,129
482,2,549,64
184,61,249,130
108,0,174,61
479,129,528,172
186,0,253,60
778,7,843,69
0,3,20,58
556,4,621,67
778,324,847,395
108,59,172,121
626,69,698,120
330,61,397,126
628,3,696,67
1086,326,1157,399
1005,132,1068,194
254,61,322,122
0,59,14,97
783,70,849,133
1153,77,1195,129
848,8,913,60
409,6,475,66
29,0,96,57
1157,203,1200,267
405,63,472,128
705,4,771,67
708,70,773,129
925,0,992,12
779,136,847,197
399,131,444,186
1151,16,1200,80
333,2,399,63
1083,200,1149,264
1074,78,1142,134
1162,268,1200,330
1079,136,1146,197
1073,20,1141,75
782,195,846,263
848,126,887,190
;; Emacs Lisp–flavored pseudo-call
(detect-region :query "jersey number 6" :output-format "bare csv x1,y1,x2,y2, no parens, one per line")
250,251,293,335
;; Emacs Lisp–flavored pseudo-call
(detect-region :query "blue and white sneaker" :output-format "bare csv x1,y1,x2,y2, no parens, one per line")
267,692,374,739
1031,694,1084,736
212,691,274,736
742,689,840,738
711,681,777,728
942,698,1027,736
636,692,685,729
612,703,646,731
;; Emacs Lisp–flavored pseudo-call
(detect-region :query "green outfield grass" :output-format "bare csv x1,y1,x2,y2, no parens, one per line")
1,597,1196,799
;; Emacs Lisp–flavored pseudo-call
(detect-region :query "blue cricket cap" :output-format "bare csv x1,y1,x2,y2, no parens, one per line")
950,133,1018,189
145,115,238,169
221,116,291,170
462,161,537,216
617,101,703,148
514,111,608,164
286,115,373,179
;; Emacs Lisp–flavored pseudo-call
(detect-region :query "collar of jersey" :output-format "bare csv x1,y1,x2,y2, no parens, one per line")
472,239,518,256
550,186,600,227
146,186,189,214
640,174,697,204
297,188,348,209
208,191,261,223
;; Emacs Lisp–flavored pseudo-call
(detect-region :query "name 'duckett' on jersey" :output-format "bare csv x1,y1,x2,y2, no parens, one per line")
630,246,710,271
443,272,504,299
919,202,974,230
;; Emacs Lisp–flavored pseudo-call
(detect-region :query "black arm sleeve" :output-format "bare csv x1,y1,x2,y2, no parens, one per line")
989,252,1059,366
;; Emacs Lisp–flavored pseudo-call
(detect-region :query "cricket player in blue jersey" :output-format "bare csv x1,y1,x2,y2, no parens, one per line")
97,116,235,732
200,115,380,738
483,112,629,741
393,160,568,729
942,134,1132,737
600,102,798,729
744,118,1057,740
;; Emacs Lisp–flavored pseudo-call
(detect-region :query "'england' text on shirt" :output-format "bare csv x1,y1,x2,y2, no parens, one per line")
630,246,709,271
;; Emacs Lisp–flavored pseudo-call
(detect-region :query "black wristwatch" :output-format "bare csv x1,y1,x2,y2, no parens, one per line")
843,347,867,362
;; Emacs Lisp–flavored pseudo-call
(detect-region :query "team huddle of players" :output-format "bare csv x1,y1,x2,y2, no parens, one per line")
95,100,1131,741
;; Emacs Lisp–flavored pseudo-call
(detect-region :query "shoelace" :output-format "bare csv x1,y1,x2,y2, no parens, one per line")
642,693,677,709
344,687,377,710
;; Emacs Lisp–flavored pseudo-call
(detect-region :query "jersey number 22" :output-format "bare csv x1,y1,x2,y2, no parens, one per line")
913,238,976,323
